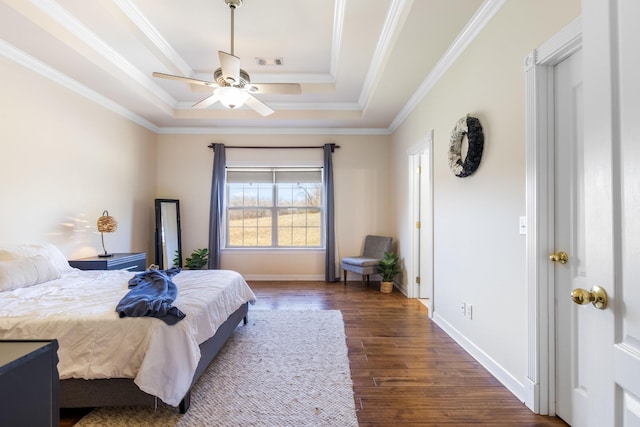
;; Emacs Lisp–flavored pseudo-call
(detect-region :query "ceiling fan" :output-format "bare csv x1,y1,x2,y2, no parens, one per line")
152,0,301,116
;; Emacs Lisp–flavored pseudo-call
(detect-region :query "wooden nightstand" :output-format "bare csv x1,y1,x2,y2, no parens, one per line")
68,252,147,271
0,340,60,427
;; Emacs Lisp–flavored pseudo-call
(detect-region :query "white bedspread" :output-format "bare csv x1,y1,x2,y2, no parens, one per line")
0,268,256,406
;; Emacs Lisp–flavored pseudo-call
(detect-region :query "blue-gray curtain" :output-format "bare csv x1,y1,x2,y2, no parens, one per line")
208,143,226,269
324,144,337,282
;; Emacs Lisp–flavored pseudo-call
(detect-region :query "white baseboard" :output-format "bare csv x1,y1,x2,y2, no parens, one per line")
241,274,326,281
432,312,529,404
524,377,539,413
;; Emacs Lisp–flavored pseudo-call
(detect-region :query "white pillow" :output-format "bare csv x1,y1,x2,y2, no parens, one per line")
0,243,73,273
0,255,62,292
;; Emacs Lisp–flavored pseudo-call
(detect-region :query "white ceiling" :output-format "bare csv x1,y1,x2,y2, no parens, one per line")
0,0,488,134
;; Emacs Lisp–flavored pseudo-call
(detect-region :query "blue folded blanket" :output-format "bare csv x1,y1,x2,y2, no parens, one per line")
116,267,186,325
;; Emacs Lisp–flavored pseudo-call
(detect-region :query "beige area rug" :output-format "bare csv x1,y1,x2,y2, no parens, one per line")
75,310,358,427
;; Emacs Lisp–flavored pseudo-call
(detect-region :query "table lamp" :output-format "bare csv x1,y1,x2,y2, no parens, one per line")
97,210,117,257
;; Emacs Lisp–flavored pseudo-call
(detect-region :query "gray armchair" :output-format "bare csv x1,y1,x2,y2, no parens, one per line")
341,235,393,288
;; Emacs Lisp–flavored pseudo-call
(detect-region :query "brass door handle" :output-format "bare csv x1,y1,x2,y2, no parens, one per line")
549,251,568,264
571,286,608,310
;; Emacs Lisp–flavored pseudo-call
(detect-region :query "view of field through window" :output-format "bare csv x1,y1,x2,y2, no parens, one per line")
226,168,323,247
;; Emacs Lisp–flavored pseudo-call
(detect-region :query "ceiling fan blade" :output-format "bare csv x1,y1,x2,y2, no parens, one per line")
152,72,216,88
218,51,241,85
245,94,275,117
192,94,220,109
249,83,302,95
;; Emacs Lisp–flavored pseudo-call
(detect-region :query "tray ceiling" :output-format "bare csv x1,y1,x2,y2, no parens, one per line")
0,0,488,134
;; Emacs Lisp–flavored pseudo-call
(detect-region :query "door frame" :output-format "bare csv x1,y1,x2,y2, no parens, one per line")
523,17,582,415
407,131,434,309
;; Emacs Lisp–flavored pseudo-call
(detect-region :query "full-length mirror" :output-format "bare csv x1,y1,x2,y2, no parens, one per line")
155,199,182,269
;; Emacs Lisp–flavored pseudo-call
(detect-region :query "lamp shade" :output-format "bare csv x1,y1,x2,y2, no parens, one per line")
97,210,117,233
214,86,249,109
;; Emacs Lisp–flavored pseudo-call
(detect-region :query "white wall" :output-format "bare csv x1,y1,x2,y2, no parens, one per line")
156,133,392,280
0,49,393,277
390,0,580,402
0,56,157,260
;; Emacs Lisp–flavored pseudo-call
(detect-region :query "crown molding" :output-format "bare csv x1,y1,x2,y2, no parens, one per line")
388,0,506,132
358,0,413,109
330,0,346,80
155,126,391,136
0,40,159,133
114,0,193,76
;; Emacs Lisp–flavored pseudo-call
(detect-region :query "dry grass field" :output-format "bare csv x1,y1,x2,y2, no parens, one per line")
227,210,321,247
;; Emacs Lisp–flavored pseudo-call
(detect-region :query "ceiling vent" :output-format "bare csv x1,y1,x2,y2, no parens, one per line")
256,57,284,66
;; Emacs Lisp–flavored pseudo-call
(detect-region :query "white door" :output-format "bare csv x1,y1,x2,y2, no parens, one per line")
409,152,421,298
579,0,640,425
418,146,433,301
553,49,587,426
408,135,434,307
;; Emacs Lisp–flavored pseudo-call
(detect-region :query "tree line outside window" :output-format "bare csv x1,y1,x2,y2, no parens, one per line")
225,167,323,248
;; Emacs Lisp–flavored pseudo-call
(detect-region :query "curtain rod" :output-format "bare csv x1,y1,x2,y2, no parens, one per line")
208,143,340,151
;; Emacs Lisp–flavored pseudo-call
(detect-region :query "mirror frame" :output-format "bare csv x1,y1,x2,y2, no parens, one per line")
154,198,182,269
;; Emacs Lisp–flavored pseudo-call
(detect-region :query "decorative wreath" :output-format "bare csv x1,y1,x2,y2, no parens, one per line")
448,115,484,177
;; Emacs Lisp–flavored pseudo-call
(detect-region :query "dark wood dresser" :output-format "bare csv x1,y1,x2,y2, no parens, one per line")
0,340,60,427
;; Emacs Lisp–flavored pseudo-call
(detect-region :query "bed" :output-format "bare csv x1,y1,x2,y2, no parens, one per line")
0,243,256,413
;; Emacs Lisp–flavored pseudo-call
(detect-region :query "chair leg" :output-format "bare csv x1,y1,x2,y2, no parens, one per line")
362,275,367,289
343,270,347,286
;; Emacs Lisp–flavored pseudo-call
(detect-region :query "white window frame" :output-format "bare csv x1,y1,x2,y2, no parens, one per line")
224,167,324,249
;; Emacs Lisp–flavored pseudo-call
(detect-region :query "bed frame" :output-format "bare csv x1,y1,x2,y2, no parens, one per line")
59,302,249,414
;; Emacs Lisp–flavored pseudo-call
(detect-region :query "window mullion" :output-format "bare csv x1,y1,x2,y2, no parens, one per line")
271,181,277,247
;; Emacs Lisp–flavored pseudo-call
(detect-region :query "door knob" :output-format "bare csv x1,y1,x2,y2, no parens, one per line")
571,285,608,310
549,251,569,264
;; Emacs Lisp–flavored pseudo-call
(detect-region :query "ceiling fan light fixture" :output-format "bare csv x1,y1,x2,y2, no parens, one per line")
225,0,242,9
214,86,249,109
151,0,300,116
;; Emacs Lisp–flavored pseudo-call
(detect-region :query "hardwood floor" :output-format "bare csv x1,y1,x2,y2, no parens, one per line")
249,281,567,426
61,280,567,426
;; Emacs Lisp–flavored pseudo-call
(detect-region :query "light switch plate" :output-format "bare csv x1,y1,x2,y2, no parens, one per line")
519,216,527,235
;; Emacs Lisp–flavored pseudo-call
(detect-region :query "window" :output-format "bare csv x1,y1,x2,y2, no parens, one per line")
226,167,323,248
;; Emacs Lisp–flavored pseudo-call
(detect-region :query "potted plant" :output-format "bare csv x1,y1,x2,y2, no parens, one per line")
377,251,400,293
184,248,209,270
